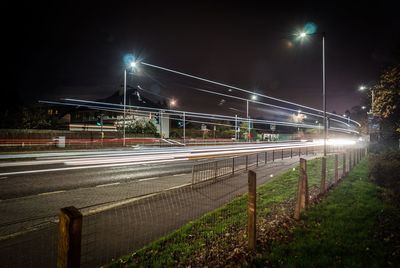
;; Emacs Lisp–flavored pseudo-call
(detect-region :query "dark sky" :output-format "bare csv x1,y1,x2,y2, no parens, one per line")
5,1,400,116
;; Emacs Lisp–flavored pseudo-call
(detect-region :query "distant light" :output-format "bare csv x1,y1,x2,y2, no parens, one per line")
304,115,307,119
299,32,307,38
343,114,347,117
298,110,302,113
270,174,274,178
251,95,257,100
361,106,366,110
359,85,367,91
169,99,177,107
228,88,233,92
315,120,319,124
130,62,137,68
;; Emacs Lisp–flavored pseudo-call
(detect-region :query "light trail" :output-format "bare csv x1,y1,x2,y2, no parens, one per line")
0,140,357,176
190,86,351,128
141,62,361,127
45,99,359,134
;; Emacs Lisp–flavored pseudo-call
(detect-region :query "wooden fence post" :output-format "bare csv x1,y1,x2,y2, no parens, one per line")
320,157,327,194
214,161,218,180
256,153,259,167
349,150,352,171
281,149,284,160
245,155,248,170
232,158,235,175
294,158,308,220
265,151,268,164
57,206,82,268
248,170,257,250
353,149,356,167
334,154,339,183
343,153,346,177
272,150,275,162
355,149,358,164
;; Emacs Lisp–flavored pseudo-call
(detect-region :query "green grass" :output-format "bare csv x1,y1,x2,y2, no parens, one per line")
254,159,397,267
107,158,326,267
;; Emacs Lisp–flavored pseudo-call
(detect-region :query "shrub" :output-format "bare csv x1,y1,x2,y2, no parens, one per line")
369,149,400,202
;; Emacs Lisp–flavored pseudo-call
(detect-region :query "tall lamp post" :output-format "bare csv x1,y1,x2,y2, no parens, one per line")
359,85,374,114
247,94,257,142
123,61,137,146
299,31,327,156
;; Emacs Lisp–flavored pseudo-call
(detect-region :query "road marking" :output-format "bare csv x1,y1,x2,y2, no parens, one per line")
0,177,7,180
0,158,187,176
173,173,186,176
38,190,66,196
96,182,121,187
138,177,159,182
167,183,191,190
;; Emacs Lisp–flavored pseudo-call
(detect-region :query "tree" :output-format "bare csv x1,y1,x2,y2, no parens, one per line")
21,107,52,129
372,64,400,143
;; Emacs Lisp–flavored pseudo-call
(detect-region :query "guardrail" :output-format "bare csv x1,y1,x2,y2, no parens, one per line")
191,145,328,185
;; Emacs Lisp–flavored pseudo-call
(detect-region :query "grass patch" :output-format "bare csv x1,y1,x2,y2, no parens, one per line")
254,159,399,267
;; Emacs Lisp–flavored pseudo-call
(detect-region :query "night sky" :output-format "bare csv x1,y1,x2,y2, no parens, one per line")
5,1,400,117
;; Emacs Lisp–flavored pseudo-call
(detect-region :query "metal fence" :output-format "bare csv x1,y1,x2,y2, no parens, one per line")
191,145,326,185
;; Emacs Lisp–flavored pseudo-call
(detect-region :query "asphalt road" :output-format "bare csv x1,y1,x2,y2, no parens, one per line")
0,141,316,199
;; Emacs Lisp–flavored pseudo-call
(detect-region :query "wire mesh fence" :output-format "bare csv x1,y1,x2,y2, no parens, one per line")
0,145,365,267
0,220,58,267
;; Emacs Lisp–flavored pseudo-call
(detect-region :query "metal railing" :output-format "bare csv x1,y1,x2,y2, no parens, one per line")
191,145,329,185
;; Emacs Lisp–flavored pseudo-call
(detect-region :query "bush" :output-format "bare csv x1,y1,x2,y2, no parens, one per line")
369,149,400,202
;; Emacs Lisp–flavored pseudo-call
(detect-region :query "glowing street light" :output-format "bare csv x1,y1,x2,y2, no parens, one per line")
358,85,374,114
169,98,177,108
298,29,327,156
123,58,139,146
246,94,257,142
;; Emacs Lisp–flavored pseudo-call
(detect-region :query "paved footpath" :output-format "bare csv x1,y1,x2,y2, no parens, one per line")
0,154,320,268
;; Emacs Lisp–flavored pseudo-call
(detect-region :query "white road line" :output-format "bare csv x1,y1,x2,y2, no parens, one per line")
0,177,7,180
96,182,121,187
38,190,66,196
167,183,191,190
0,158,187,176
173,173,186,176
138,177,159,182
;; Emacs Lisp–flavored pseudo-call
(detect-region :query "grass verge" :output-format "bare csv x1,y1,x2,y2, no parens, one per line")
254,159,400,267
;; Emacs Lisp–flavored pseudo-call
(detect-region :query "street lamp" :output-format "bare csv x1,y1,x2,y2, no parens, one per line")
343,114,350,125
358,85,374,114
169,98,177,109
246,94,257,142
123,61,138,146
298,31,327,156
